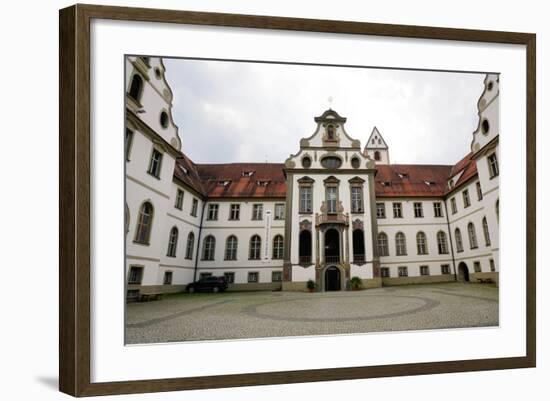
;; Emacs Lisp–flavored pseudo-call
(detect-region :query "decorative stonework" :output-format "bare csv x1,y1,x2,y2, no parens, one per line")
299,219,312,231
352,219,364,231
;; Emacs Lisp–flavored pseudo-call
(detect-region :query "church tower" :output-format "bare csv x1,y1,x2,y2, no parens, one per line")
363,127,389,164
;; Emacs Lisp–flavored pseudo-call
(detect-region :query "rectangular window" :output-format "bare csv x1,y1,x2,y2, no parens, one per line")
199,272,212,280
398,266,408,277
463,189,471,208
191,198,198,217
229,204,240,220
147,148,163,178
350,186,364,213
488,153,499,178
489,259,496,272
175,189,184,210
163,271,173,285
393,202,403,218
476,181,483,200
376,202,386,219
326,186,338,214
224,272,235,284
380,267,390,278
299,186,313,213
474,261,482,273
450,197,457,214
128,266,143,285
271,271,283,282
420,265,430,276
441,264,451,275
274,203,285,220
207,204,219,220
252,204,263,220
433,202,443,218
125,128,134,161
248,272,259,283
413,202,423,218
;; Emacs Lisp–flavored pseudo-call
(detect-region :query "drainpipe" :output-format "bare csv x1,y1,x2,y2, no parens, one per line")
443,201,458,281
193,199,207,282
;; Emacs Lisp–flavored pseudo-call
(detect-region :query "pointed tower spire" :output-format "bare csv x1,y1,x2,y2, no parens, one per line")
363,126,389,164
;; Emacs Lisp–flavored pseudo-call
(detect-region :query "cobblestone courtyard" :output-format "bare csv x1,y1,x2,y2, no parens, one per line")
125,283,499,344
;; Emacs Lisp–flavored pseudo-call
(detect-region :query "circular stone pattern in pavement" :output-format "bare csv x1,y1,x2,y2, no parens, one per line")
242,294,441,323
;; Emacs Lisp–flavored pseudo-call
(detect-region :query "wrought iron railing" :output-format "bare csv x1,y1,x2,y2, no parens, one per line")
353,254,365,263
325,255,340,264
299,255,312,265
315,212,349,226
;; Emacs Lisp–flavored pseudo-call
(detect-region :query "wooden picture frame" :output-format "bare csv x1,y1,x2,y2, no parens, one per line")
59,3,536,397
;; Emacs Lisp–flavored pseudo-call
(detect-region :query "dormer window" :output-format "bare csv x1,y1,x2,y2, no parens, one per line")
256,180,269,187
449,180,455,188
241,171,255,177
382,181,392,187
397,173,409,179
217,180,231,187
424,181,435,186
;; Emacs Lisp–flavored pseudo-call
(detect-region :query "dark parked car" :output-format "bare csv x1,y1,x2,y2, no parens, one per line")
186,276,228,293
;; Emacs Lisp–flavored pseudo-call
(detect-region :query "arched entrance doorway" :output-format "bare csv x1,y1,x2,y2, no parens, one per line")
325,266,341,291
458,262,470,282
324,228,340,264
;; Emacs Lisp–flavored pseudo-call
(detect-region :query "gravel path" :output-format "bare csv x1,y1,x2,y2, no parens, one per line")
125,282,498,344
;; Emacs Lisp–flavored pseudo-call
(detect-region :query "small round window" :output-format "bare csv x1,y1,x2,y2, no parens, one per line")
481,119,490,135
301,156,312,168
487,81,494,91
351,157,360,169
321,156,342,169
160,111,169,128
154,67,162,79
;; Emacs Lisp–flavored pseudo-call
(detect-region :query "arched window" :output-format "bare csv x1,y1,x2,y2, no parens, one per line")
437,231,449,254
468,222,478,249
225,235,238,260
166,226,178,257
299,230,312,264
482,217,491,246
377,232,389,256
249,235,261,260
134,202,153,244
185,232,194,260
202,235,216,261
455,228,464,252
272,235,284,259
128,74,143,102
395,232,407,256
416,231,428,255
374,151,381,161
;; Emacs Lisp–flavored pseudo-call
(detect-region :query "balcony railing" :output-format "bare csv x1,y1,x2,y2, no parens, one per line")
325,255,340,264
353,254,365,264
299,255,312,265
316,212,349,226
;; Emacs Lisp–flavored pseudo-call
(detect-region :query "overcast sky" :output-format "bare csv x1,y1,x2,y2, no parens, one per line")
164,58,485,166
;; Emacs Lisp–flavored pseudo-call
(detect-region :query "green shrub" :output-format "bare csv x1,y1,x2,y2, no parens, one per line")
350,276,363,290
306,279,316,290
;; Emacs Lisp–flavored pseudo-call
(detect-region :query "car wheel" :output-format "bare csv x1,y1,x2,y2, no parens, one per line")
188,287,195,294
212,286,219,293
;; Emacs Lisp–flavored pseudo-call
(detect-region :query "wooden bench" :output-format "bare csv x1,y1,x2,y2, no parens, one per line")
477,278,493,284
138,293,163,302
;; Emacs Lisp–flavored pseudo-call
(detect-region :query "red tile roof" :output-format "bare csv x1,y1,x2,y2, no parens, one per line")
174,153,477,199
196,163,286,198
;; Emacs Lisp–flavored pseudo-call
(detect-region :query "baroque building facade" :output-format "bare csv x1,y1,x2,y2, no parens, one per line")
125,56,500,298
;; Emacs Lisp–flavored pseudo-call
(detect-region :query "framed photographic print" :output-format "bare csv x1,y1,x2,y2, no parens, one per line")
59,4,536,397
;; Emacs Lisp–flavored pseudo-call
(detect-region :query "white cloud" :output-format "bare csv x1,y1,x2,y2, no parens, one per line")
164,58,485,166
